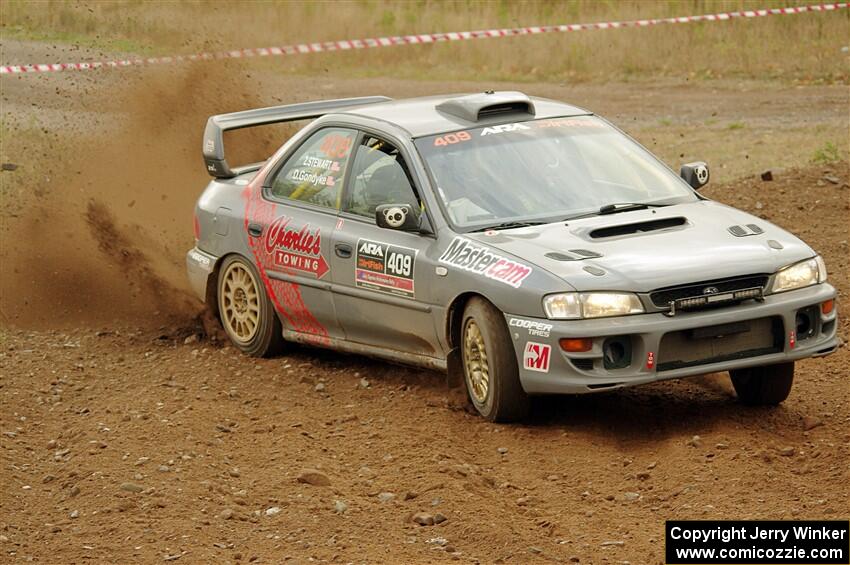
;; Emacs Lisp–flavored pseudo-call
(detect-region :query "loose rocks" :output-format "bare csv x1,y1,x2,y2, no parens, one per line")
296,469,331,486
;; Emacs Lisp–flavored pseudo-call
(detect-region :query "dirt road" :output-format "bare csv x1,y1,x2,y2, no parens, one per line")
1,39,848,564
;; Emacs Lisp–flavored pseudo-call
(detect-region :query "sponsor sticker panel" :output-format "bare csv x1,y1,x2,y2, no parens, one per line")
355,238,418,299
523,342,551,373
439,237,533,288
509,317,553,338
264,215,330,279
188,249,212,268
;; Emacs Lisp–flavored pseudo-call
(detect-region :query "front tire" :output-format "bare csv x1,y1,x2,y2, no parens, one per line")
461,298,529,422
217,255,285,357
730,362,794,405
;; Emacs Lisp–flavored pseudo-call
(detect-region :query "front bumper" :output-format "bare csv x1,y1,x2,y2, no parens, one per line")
185,247,217,302
506,283,838,394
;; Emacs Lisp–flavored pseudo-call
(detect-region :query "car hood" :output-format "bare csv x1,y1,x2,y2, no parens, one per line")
466,201,815,292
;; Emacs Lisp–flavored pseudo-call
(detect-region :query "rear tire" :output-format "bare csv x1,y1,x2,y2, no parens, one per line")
217,255,285,357
730,362,794,405
461,297,530,422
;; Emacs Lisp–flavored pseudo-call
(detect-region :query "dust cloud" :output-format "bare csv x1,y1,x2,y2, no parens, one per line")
0,61,282,329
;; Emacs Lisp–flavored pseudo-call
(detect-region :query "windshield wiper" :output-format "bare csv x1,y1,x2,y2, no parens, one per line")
469,220,547,233
565,202,671,221
599,202,670,215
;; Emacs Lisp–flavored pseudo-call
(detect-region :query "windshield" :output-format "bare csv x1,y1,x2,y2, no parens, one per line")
414,116,698,230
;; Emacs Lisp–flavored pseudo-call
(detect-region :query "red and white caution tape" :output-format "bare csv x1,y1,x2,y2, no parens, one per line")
2,2,846,75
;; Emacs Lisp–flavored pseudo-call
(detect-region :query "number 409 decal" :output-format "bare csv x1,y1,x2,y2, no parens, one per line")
355,238,418,299
433,131,471,147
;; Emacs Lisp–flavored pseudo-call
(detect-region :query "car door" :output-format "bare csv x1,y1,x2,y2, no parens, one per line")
329,134,442,358
252,127,358,342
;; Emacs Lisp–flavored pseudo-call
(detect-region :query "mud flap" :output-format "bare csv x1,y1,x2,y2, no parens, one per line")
446,347,463,389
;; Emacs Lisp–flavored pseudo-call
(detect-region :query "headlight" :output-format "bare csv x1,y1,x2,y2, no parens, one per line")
542,293,581,319
543,292,644,319
771,256,826,294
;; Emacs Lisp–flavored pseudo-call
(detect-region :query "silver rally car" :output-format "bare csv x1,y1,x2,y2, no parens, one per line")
187,91,838,421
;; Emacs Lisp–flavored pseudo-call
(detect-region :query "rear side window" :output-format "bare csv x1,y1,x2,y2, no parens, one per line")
269,128,357,209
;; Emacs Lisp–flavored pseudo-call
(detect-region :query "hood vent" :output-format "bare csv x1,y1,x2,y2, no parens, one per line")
545,249,603,261
728,224,764,237
589,217,686,239
435,91,535,122
477,101,533,119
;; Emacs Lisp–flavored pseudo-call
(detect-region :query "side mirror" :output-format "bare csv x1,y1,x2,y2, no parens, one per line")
680,161,710,190
375,203,420,232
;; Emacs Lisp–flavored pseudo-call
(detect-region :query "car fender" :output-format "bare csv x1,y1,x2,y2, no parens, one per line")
435,236,571,348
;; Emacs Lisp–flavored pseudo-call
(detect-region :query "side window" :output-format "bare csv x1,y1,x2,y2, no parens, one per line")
269,128,357,209
344,136,420,218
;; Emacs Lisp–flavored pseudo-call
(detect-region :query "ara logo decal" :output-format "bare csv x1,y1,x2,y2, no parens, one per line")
480,123,530,136
439,237,532,288
523,342,551,373
264,215,329,278
358,241,384,257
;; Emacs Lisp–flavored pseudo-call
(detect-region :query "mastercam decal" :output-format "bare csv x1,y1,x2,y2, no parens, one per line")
439,237,532,288
355,238,417,299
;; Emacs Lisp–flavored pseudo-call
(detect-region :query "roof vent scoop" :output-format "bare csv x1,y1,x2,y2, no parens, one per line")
435,91,535,122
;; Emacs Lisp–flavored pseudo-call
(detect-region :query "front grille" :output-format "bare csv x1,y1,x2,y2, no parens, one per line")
650,274,769,309
571,358,594,371
657,317,783,371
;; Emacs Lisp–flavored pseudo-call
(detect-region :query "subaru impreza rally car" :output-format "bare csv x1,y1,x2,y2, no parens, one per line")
187,91,838,421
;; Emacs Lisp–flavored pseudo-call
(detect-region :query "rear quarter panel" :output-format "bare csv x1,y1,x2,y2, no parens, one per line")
196,176,253,259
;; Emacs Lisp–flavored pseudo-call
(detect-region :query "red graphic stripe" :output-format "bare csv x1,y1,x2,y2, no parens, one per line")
242,184,330,344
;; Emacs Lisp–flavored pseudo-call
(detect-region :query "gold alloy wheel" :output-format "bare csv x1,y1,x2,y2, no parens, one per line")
463,319,490,404
220,262,261,344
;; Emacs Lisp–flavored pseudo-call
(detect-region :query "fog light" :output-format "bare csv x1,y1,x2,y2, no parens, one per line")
559,338,593,352
822,299,834,315
796,311,812,338
603,336,632,370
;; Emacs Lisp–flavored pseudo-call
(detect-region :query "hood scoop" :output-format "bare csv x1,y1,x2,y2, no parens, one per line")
545,249,603,261
728,224,764,237
589,217,687,239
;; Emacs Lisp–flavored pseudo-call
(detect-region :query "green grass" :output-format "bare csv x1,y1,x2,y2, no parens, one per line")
2,25,157,56
812,141,842,164
728,122,746,130
1,0,847,84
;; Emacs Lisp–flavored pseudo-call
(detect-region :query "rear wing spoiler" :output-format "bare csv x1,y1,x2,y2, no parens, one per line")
202,96,391,179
